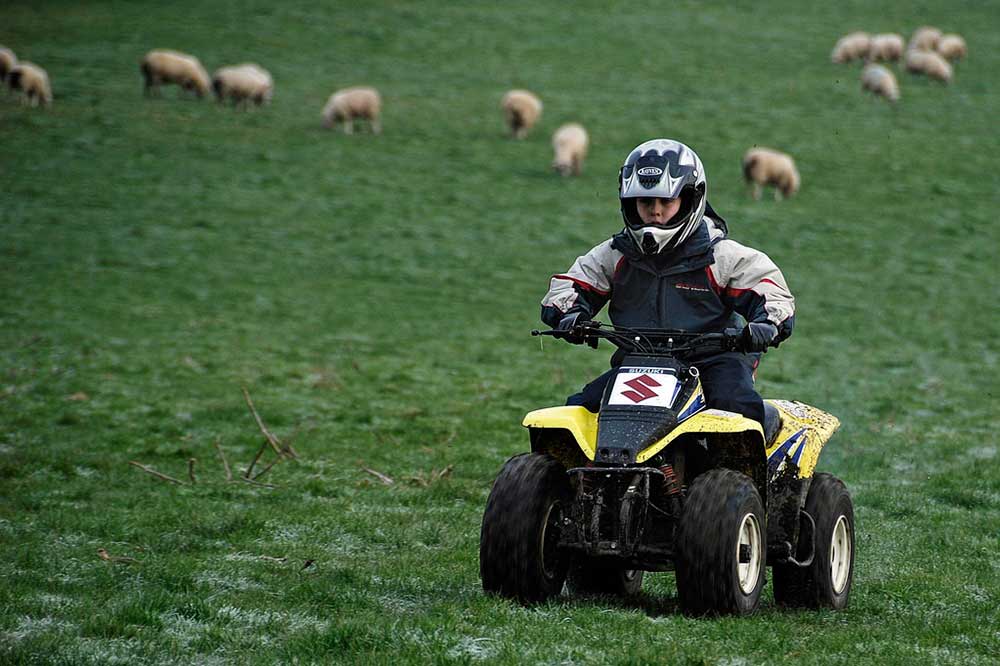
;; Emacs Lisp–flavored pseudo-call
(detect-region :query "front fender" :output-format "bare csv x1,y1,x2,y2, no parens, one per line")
523,406,597,460
637,409,764,463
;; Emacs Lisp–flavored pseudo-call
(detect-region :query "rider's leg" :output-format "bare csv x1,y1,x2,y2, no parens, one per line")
695,352,765,428
566,368,616,413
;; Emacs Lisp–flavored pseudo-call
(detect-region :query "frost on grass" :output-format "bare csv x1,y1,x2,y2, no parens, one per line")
3,615,76,641
214,605,329,634
966,445,996,460
193,570,263,593
161,610,210,649
447,636,499,661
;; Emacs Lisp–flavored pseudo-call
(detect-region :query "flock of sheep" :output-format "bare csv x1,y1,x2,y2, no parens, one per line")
2,25,970,200
832,26,967,104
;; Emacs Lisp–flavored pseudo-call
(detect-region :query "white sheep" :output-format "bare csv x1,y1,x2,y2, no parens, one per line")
500,89,542,139
8,62,52,107
831,32,871,64
140,49,210,98
936,34,967,62
321,86,382,134
551,123,589,177
742,148,800,201
908,26,942,52
212,64,273,108
861,64,900,103
0,46,16,85
868,33,905,62
905,48,953,84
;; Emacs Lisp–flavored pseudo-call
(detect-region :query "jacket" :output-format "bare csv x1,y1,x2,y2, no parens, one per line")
540,215,795,343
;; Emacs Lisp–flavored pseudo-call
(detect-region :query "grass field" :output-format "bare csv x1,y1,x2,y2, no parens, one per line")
2,1,999,664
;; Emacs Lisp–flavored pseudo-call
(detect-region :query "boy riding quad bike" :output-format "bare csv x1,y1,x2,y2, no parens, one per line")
479,139,853,615
479,322,855,615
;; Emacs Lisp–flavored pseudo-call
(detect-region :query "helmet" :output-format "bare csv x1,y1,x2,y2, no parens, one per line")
619,139,707,254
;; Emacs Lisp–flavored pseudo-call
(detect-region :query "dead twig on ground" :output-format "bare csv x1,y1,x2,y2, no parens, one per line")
214,439,233,481
188,458,197,484
244,439,270,479
252,455,283,481
129,461,186,485
242,387,293,458
238,476,276,489
404,465,454,487
363,467,395,485
97,548,138,564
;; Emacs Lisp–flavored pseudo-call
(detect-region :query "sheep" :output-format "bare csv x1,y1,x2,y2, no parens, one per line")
905,48,953,84
321,86,382,134
831,32,871,64
861,64,900,103
936,34,967,62
908,26,942,52
868,33,905,62
500,89,542,139
140,49,210,98
551,123,589,177
0,46,16,85
8,62,52,107
742,148,800,201
212,63,273,108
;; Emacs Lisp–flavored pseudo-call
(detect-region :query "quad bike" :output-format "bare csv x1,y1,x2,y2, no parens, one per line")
479,322,854,615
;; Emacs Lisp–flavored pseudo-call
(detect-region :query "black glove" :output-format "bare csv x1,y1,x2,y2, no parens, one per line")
742,322,778,353
554,312,588,345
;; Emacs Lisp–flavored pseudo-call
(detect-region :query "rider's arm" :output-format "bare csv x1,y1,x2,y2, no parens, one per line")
540,239,622,327
707,240,795,344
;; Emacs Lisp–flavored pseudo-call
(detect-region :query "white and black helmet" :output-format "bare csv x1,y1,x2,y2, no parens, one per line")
619,139,707,254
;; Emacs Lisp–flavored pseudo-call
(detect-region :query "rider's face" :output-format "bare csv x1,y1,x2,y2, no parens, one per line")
635,197,681,225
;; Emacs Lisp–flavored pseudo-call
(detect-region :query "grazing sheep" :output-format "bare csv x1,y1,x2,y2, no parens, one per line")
8,62,52,106
212,64,273,107
0,46,16,85
868,33,905,62
551,123,589,177
321,86,382,133
861,64,900,103
908,26,942,52
500,89,542,139
140,49,210,98
742,148,800,201
905,49,953,83
936,34,967,61
831,32,871,63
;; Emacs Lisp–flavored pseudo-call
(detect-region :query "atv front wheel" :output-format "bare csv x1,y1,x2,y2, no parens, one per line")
675,469,766,616
567,560,644,597
480,453,570,604
772,472,855,609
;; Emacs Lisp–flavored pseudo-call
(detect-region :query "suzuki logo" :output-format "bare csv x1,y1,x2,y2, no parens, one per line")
622,374,661,403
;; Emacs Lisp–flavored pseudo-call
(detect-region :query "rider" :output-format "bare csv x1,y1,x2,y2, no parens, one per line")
540,138,795,428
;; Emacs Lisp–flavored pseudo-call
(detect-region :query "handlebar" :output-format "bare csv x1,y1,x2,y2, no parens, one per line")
531,321,747,355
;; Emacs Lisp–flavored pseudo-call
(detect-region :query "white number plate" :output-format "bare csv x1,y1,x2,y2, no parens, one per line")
608,367,680,408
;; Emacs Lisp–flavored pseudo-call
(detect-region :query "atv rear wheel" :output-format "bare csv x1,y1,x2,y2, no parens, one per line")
567,560,644,597
675,469,766,616
772,472,855,609
480,453,570,604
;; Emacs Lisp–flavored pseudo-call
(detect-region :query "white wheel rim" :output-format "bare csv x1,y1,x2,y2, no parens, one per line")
830,515,852,594
737,512,762,594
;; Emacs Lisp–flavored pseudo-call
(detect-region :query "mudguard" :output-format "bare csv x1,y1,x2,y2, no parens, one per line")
522,406,597,460
636,409,764,463
765,400,841,479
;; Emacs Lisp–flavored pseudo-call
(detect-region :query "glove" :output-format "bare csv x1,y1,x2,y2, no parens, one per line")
742,322,778,353
554,312,587,345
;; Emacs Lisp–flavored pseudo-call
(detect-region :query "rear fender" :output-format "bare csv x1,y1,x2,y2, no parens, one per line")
523,406,597,466
765,400,841,480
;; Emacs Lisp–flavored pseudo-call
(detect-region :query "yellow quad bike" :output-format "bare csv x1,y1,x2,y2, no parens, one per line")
480,322,854,615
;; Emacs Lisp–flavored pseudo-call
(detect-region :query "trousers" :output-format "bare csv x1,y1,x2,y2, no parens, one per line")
565,352,765,428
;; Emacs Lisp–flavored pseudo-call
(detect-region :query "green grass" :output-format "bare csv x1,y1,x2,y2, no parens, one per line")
2,1,998,664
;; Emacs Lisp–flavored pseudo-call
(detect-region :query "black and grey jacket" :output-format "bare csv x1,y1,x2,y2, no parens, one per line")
541,215,795,344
